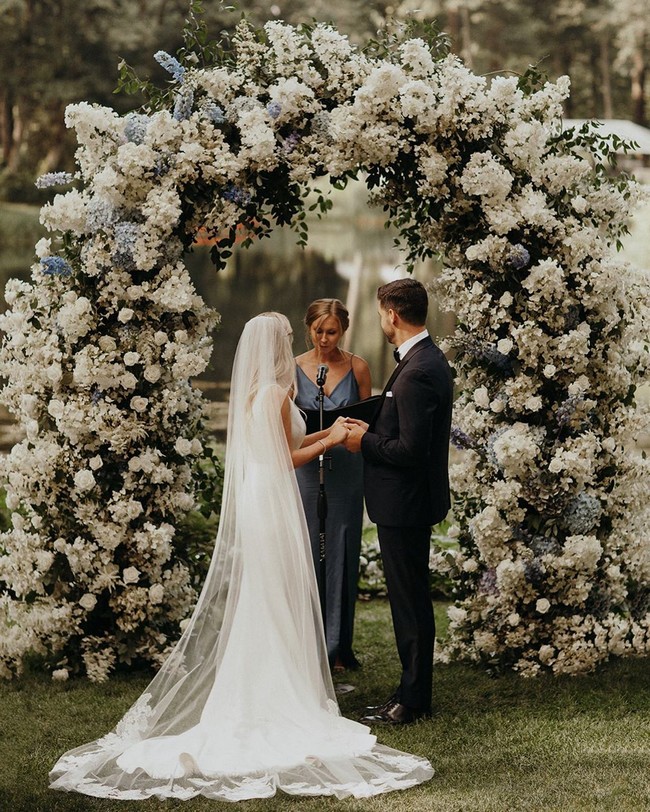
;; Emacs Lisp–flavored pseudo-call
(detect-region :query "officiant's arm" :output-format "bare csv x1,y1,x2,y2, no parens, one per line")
281,397,348,468
352,356,372,400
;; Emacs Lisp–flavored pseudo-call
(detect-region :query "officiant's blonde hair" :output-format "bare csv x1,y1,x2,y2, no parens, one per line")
303,299,349,344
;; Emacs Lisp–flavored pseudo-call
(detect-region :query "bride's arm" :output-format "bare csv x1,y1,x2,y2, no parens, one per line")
281,398,348,469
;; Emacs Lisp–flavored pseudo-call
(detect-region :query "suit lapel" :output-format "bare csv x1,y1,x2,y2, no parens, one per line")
370,337,433,428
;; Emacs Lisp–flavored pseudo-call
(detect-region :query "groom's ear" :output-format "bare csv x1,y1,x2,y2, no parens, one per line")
388,308,398,326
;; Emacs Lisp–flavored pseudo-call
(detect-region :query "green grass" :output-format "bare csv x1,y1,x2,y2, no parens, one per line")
1,600,648,812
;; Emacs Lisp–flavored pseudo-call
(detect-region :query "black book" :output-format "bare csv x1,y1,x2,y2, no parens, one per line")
300,395,382,434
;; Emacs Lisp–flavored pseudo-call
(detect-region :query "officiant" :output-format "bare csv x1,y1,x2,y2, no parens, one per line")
294,299,373,672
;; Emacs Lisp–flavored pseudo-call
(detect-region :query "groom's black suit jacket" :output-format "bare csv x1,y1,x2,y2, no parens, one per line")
361,336,453,527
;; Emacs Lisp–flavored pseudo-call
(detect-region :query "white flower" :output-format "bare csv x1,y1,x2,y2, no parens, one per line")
473,386,490,409
507,612,520,627
74,470,96,491
144,365,162,383
124,352,141,366
130,396,149,413
536,598,551,614
52,668,69,681
118,307,134,323
497,338,513,354
447,605,468,623
89,455,103,470
543,364,557,378
123,566,141,584
175,437,193,456
48,400,65,420
149,584,164,604
79,593,97,611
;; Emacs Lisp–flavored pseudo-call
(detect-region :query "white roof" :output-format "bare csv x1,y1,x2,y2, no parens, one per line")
563,119,650,155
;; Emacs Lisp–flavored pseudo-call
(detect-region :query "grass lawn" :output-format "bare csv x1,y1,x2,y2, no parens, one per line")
0,599,648,812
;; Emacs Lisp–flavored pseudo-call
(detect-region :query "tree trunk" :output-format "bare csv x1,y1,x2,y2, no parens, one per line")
600,35,613,119
0,88,15,167
630,44,647,126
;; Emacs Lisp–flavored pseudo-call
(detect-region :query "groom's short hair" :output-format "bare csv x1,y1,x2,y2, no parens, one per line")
377,278,428,326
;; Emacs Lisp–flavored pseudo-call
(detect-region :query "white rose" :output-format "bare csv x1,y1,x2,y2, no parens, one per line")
524,395,543,412
52,668,69,682
490,398,505,413
74,470,96,491
154,331,168,346
47,400,65,420
538,644,555,664
507,612,520,627
174,329,188,344
473,386,490,409
79,593,97,611
497,338,513,354
46,364,63,383
123,566,140,584
175,437,193,456
89,455,103,470
543,364,557,378
121,372,138,389
447,605,468,623
98,336,117,352
536,598,550,614
118,307,134,323
602,437,616,453
130,396,149,412
149,584,165,604
124,351,141,366
190,438,203,454
144,365,162,383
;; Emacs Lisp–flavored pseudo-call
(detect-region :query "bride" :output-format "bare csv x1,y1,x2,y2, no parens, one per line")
49,312,434,801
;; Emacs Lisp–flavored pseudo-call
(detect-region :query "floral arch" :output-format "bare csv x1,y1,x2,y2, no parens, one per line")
0,15,648,681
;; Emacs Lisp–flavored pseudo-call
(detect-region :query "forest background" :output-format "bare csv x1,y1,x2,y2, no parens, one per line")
1,0,650,203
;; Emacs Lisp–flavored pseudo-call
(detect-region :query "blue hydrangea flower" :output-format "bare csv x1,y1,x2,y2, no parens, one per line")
529,536,561,557
506,243,530,271
173,87,195,121
86,197,119,232
154,50,185,82
113,221,140,270
478,568,499,595
485,426,508,468
281,132,301,155
452,335,515,376
267,101,282,119
40,256,73,277
564,492,602,535
205,103,226,124
35,172,75,189
124,113,150,144
451,426,474,450
556,395,587,428
223,185,251,206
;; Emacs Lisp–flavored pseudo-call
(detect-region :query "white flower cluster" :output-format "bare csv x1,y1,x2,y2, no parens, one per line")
1,18,648,680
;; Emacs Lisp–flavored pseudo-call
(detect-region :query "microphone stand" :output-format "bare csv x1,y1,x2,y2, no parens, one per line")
315,366,329,636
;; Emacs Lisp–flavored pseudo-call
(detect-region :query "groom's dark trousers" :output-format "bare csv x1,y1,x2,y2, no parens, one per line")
361,336,453,711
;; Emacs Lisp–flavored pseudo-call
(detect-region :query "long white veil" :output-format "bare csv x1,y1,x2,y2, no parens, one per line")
50,313,433,801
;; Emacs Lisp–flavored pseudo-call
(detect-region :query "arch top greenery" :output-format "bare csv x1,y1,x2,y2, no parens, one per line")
0,7,648,681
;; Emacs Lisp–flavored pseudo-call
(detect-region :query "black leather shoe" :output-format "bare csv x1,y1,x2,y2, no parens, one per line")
361,700,431,725
364,692,398,714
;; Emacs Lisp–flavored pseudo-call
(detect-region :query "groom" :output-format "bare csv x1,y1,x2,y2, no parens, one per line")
344,278,453,724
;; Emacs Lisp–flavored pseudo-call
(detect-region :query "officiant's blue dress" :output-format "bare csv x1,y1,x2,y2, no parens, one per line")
295,365,364,668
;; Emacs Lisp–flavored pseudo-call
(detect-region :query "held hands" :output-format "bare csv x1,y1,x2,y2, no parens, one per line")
342,417,367,453
327,417,350,447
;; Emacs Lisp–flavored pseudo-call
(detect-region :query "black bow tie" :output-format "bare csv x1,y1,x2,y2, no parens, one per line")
393,348,401,363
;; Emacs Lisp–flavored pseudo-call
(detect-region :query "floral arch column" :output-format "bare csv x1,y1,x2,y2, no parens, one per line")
0,17,648,680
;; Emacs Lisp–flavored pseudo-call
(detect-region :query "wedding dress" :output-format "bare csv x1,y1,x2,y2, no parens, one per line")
49,313,434,801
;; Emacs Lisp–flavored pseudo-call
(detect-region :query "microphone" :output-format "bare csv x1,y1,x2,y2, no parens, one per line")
316,364,329,387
